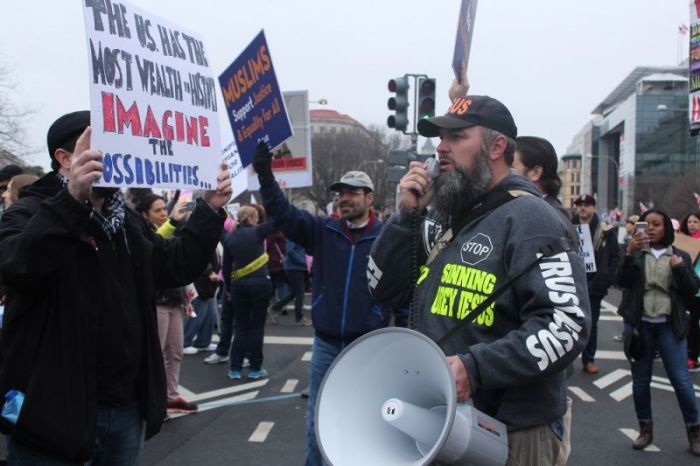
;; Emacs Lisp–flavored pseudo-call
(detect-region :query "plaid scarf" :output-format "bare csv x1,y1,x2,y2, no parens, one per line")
56,172,126,239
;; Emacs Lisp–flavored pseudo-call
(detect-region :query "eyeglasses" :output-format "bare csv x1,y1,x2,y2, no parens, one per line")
335,188,366,197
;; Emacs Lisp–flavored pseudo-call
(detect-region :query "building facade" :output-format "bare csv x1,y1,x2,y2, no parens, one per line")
567,66,700,218
559,154,582,211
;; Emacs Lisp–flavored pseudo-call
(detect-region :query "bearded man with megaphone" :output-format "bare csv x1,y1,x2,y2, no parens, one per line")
367,94,590,466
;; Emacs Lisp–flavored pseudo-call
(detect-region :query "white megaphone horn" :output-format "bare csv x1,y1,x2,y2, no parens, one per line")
316,327,508,466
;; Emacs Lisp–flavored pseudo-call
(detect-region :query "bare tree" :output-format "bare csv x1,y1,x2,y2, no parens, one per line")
302,126,409,214
0,64,32,158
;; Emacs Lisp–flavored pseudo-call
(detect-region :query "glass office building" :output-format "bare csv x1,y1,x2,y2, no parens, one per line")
568,66,700,218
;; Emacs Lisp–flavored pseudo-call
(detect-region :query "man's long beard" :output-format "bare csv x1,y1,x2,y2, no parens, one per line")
432,149,492,219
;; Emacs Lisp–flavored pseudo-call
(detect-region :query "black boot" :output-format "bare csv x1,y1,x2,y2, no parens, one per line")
687,424,700,456
633,421,653,450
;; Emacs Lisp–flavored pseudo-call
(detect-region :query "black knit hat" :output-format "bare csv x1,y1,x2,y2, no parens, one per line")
417,95,517,139
0,164,23,181
47,111,90,160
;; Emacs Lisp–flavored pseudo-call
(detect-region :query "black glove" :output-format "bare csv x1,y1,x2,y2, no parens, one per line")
252,141,275,187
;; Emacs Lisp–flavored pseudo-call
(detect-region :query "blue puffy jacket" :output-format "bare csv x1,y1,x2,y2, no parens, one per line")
260,181,389,342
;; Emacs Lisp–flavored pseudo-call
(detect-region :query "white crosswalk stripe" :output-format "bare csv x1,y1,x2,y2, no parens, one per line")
568,386,595,402
619,428,660,451
249,422,275,443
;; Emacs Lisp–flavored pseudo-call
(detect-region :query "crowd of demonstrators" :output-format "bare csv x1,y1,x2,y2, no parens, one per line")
368,95,588,465
204,218,238,366
679,211,700,372
269,238,312,326
0,110,230,464
572,193,621,375
253,143,389,466
617,209,700,454
182,249,222,355
221,205,276,380
136,194,198,415
266,227,289,314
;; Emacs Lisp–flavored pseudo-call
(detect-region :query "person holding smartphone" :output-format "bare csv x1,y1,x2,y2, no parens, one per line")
616,208,700,454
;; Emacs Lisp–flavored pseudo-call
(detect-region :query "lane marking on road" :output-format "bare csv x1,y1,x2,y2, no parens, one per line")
594,369,630,389
610,382,633,401
184,379,269,403
599,315,622,321
594,350,627,361
249,422,275,443
264,336,314,345
567,386,595,402
619,428,660,452
302,351,312,362
178,385,197,399
281,379,299,393
601,300,618,313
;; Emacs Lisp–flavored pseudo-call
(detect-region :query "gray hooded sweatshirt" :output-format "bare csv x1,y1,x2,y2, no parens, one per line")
368,173,590,430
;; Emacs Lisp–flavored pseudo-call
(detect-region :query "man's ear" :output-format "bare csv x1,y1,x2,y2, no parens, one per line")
54,148,73,171
488,134,508,161
528,165,543,183
366,191,375,206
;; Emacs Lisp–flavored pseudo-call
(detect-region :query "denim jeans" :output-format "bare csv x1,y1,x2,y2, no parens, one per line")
183,297,217,348
8,404,144,466
272,270,306,321
582,294,602,365
628,321,700,425
215,297,235,357
305,336,345,466
229,277,272,371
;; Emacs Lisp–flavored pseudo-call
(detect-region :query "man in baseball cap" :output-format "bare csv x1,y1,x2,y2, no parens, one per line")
252,144,388,464
369,91,589,465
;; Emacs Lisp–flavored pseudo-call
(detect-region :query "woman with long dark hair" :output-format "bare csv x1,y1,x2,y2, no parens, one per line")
616,208,700,454
680,211,700,371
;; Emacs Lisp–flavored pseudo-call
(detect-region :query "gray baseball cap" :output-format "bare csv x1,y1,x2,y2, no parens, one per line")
329,171,374,192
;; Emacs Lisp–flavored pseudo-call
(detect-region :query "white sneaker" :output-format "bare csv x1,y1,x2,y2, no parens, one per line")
205,343,217,352
204,353,229,364
183,346,199,355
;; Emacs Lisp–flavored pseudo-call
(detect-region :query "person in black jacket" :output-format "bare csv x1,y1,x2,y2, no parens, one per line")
0,111,231,464
616,208,700,454
221,205,276,380
572,193,620,374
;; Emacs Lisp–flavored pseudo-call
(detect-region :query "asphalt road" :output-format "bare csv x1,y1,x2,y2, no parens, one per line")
142,290,700,465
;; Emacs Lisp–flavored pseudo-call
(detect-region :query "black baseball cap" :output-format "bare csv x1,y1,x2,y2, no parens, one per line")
47,111,90,160
417,95,517,139
0,164,23,181
574,193,596,206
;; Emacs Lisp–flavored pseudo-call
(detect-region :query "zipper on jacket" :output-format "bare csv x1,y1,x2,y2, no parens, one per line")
340,244,356,340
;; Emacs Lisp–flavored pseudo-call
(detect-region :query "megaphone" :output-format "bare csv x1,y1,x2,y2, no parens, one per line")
316,327,508,466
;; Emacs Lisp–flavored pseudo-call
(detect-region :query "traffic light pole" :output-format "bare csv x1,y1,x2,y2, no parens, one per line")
403,73,428,153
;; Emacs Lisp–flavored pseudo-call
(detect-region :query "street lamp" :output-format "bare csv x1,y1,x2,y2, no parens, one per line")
586,154,619,172
310,98,328,105
357,159,385,171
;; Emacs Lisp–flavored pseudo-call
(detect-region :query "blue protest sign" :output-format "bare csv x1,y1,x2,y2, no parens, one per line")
219,30,292,167
452,0,478,80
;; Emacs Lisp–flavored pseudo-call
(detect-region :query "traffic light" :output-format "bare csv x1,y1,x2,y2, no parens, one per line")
387,77,409,131
417,77,436,120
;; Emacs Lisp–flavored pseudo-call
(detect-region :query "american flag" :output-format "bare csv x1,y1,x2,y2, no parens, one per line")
680,23,690,35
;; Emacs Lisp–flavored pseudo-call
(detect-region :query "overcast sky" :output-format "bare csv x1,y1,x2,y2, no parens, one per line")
0,0,691,169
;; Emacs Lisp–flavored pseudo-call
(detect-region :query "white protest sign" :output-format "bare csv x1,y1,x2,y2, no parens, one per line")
83,0,221,189
575,224,597,273
246,90,313,190
222,139,249,199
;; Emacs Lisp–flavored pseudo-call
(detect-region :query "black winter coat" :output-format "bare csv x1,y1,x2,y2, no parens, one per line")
0,174,224,462
615,246,699,340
